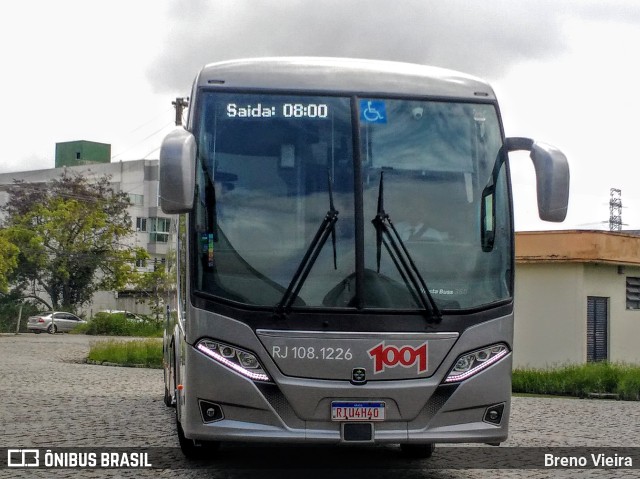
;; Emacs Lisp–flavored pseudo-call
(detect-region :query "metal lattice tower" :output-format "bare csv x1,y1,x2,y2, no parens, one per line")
609,188,622,231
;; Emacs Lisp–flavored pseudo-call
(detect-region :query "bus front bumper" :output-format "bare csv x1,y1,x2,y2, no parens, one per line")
178,343,511,446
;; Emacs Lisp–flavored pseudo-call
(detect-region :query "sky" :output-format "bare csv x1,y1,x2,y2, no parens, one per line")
1,0,640,231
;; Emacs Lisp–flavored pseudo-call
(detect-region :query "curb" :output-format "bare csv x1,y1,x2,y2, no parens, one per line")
85,359,162,369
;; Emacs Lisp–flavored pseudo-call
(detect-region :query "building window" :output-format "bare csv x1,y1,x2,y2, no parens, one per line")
149,217,171,243
135,258,147,268
626,277,640,310
153,257,167,271
136,217,147,232
587,296,608,362
129,193,144,206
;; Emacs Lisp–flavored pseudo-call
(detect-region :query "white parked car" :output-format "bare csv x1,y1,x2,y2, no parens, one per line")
27,312,87,334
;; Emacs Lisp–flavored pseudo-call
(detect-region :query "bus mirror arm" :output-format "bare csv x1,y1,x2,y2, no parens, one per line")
481,138,570,252
159,128,197,214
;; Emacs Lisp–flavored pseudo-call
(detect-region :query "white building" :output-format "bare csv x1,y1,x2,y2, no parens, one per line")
0,158,175,315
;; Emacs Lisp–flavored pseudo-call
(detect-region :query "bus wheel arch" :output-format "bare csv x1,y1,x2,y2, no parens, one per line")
176,417,220,459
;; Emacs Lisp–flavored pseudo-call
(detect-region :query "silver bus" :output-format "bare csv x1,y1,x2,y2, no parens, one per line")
159,57,569,458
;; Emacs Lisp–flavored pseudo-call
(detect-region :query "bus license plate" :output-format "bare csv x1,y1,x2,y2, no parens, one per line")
331,402,385,421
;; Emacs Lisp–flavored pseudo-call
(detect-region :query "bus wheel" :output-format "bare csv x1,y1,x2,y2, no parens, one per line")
176,418,220,459
164,347,177,407
400,443,435,459
163,365,175,407
163,385,173,407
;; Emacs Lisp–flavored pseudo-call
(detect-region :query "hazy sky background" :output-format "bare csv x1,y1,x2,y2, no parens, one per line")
1,0,639,231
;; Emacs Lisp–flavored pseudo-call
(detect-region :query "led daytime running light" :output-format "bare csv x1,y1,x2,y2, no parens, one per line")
444,344,509,383
196,341,270,382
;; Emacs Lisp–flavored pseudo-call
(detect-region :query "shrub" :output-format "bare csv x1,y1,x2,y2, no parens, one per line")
76,312,162,337
0,299,39,333
617,366,640,401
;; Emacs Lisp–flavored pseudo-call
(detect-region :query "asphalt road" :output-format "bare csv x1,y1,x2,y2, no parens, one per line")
1,333,638,478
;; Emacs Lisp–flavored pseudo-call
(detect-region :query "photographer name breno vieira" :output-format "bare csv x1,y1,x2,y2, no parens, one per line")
545,453,633,468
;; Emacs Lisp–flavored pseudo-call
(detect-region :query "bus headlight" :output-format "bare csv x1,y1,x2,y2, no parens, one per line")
443,343,509,383
196,339,271,382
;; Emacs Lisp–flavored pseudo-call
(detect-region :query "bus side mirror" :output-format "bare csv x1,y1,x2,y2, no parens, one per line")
159,129,196,214
529,142,570,222
505,137,570,222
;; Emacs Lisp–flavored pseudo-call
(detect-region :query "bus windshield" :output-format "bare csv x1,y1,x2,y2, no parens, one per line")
193,92,510,311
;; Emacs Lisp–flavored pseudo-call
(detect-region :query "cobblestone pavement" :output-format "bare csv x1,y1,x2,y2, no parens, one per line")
1,333,639,479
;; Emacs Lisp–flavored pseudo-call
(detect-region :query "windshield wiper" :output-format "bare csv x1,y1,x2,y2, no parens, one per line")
275,171,339,316
371,172,442,323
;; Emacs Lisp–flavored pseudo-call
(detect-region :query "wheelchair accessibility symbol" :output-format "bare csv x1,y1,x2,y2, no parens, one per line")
360,100,387,124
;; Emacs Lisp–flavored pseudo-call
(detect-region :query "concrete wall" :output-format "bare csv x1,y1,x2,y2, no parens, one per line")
514,263,584,368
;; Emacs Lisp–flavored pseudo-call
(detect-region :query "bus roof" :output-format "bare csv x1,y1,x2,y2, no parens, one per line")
195,57,496,100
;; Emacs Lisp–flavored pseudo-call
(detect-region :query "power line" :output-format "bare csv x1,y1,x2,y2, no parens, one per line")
128,107,173,134
110,106,174,161
113,97,188,160
111,121,174,161
140,146,161,160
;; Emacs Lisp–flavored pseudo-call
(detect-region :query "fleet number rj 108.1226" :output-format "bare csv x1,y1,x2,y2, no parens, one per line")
271,346,353,360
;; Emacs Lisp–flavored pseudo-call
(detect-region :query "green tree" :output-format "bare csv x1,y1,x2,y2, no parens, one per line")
136,261,169,321
0,230,19,292
1,171,147,311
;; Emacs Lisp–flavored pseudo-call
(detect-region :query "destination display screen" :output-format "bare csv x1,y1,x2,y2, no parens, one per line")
225,102,330,119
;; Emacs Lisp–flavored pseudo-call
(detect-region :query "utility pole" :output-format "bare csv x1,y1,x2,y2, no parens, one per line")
172,97,189,126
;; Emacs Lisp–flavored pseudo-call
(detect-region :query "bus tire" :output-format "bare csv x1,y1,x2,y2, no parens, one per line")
176,418,220,459
163,385,173,407
164,346,177,407
400,443,435,459
163,360,174,407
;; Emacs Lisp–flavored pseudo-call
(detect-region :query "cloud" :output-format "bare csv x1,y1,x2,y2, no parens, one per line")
147,0,576,93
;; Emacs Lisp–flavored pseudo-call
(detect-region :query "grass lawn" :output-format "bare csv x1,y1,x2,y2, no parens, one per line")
88,338,162,368
513,362,640,401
